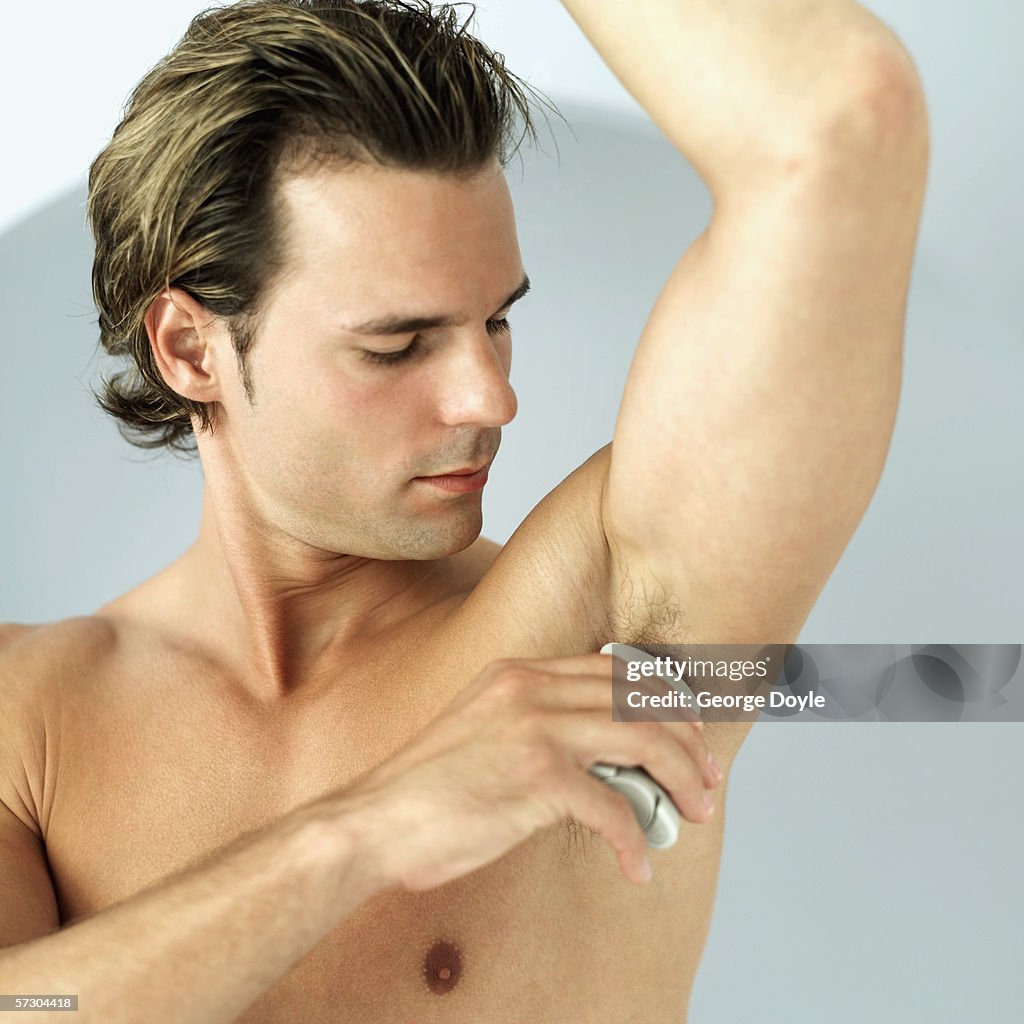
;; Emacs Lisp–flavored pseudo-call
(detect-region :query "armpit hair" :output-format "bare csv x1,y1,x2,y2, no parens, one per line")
558,815,598,861
607,555,696,648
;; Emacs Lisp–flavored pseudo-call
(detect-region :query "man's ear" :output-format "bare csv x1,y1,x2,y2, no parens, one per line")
144,287,224,400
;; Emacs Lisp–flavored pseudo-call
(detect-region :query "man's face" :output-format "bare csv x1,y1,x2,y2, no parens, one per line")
202,158,524,561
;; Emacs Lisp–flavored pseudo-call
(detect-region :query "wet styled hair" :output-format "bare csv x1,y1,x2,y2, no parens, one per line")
88,0,553,457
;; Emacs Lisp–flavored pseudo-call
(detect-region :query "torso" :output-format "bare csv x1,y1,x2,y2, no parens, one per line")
5,446,748,1023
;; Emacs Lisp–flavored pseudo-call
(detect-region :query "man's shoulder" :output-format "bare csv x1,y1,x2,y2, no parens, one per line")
0,615,116,656
448,443,617,659
0,618,114,837
0,617,116,706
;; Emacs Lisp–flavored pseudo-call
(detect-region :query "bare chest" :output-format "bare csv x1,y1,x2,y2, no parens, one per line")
42,643,723,1023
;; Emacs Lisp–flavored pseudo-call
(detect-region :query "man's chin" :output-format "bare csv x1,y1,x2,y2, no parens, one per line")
376,506,483,561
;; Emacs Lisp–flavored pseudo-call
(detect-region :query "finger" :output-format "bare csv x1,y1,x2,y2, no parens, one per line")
646,717,717,788
552,711,716,823
522,679,713,781
487,669,615,711
560,772,654,885
517,675,707,761
495,652,623,677
497,661,704,728
454,658,614,709
536,675,619,712
540,698,714,789
543,655,707,731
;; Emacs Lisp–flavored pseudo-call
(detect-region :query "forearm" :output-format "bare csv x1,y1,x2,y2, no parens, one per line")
558,0,925,198
0,801,382,1024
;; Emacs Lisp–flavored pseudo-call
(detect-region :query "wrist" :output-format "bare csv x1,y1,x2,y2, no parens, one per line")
292,787,399,903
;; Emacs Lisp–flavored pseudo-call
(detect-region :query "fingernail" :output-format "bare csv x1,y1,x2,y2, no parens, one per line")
709,755,722,781
640,855,653,881
703,792,715,815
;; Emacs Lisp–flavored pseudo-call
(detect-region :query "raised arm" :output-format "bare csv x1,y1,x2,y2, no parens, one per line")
559,0,927,202
559,0,930,644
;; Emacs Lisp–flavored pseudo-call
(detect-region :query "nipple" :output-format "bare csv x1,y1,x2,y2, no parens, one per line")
422,938,463,995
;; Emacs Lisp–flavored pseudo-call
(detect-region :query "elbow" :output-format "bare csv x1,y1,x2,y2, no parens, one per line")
811,33,931,172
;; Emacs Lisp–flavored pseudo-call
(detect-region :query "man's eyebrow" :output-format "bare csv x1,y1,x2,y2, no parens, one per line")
340,273,531,336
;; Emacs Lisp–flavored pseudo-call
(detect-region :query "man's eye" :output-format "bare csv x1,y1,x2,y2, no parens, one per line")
360,320,512,367
360,340,423,366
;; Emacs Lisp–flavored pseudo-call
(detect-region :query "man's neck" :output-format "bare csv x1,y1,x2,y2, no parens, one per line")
174,490,444,701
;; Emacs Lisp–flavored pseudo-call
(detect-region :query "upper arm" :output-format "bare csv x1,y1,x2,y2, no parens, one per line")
0,805,59,948
602,62,930,644
0,627,60,947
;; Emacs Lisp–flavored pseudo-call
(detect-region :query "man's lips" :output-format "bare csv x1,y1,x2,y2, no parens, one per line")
421,463,488,477
414,463,490,492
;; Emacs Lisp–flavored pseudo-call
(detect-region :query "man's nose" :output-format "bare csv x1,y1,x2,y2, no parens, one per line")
435,332,518,427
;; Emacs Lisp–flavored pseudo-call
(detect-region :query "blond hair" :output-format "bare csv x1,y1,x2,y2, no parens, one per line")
88,0,552,456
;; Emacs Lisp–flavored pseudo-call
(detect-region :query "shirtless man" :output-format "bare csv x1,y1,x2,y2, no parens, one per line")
0,0,929,1020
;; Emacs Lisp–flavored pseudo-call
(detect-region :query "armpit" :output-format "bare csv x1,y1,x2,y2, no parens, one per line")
605,548,695,648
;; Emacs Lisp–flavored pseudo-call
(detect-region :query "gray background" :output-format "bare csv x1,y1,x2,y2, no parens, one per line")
1,1,1020,1021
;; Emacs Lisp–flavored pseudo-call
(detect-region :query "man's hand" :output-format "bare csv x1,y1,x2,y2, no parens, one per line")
326,653,718,890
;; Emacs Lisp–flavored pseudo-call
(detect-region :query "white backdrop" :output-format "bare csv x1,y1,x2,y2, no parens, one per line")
2,0,640,235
